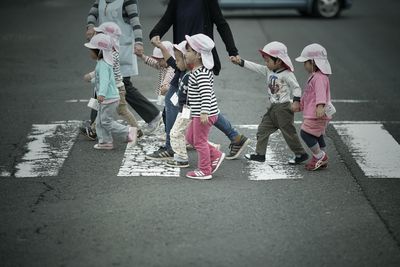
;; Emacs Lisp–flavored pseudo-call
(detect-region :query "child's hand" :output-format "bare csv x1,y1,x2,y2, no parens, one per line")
200,113,208,124
83,73,92,82
291,101,301,112
230,55,241,65
134,43,144,57
97,95,105,103
86,26,95,41
151,36,160,46
160,84,168,95
316,104,325,118
154,40,163,48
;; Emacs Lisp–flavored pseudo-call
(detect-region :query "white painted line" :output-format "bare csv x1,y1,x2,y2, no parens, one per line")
334,123,400,178
247,132,302,181
65,99,90,103
118,127,180,177
14,121,80,178
331,99,377,103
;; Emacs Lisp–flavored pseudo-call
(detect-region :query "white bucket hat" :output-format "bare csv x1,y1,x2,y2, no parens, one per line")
259,41,294,72
173,40,187,54
94,22,121,51
84,33,114,66
185,34,215,70
152,41,175,59
295,43,332,75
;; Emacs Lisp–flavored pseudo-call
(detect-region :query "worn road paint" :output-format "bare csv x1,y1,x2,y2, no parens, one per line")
246,132,302,180
334,123,400,178
14,121,80,178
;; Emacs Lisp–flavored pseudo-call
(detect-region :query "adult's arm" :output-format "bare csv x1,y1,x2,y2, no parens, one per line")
124,0,143,44
87,0,99,28
149,0,176,40
208,0,238,57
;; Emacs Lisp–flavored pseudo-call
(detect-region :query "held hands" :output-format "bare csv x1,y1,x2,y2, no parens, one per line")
86,26,95,41
291,101,301,112
230,55,241,65
97,95,105,103
316,104,325,118
200,113,208,124
150,36,161,47
134,43,144,57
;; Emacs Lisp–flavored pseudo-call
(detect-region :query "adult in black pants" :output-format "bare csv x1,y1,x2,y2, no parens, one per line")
83,0,161,140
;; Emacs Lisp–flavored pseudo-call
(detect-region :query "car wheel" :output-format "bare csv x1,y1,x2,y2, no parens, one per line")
312,0,341,18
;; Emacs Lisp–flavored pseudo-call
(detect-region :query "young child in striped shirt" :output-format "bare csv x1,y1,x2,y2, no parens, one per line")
184,34,225,180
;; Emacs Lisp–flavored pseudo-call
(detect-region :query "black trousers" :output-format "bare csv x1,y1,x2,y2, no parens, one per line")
123,77,159,123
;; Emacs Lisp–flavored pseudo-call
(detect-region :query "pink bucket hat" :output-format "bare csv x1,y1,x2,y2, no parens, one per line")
94,22,121,51
295,43,332,75
84,33,114,66
185,34,215,70
173,40,187,54
152,41,175,59
259,41,294,72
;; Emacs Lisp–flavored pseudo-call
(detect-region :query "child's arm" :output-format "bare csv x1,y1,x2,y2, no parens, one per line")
97,63,111,102
84,71,95,83
160,67,175,95
231,57,269,76
135,50,161,70
314,75,329,118
285,72,302,112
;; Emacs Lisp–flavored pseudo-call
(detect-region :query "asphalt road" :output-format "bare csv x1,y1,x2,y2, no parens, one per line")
1,0,400,266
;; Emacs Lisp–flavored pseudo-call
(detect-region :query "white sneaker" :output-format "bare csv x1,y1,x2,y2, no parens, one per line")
127,127,137,144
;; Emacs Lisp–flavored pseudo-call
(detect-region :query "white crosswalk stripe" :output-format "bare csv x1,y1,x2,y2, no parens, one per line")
3,120,400,179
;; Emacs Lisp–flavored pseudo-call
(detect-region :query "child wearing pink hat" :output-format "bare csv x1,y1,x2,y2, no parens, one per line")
184,34,225,180
84,33,136,149
231,41,308,164
295,43,333,171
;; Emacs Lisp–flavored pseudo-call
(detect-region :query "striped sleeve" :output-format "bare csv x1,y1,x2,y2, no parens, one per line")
123,0,143,43
112,51,124,87
87,0,99,27
143,55,161,70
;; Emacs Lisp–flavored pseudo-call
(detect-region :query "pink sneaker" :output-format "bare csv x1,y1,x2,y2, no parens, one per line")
127,127,137,144
211,153,225,174
186,170,212,180
305,153,328,171
94,143,114,150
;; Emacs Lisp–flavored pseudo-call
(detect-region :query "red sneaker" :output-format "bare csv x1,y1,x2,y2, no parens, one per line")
186,170,212,180
305,153,328,171
211,153,225,174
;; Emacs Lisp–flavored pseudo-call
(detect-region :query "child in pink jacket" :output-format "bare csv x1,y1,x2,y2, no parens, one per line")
295,43,334,171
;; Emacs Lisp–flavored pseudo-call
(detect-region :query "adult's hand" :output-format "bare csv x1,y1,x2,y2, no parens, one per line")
134,43,144,57
150,36,160,46
86,25,95,41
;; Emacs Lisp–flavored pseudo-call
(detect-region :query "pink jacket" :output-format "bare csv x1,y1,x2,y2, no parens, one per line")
301,71,331,119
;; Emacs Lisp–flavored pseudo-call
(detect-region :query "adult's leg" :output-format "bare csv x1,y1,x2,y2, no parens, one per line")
123,77,159,123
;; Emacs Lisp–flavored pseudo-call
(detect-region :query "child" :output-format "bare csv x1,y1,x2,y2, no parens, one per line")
295,43,332,170
136,42,179,159
83,22,142,139
231,41,308,164
184,34,225,180
84,33,136,149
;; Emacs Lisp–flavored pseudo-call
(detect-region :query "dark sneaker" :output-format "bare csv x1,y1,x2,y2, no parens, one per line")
146,147,174,160
305,153,328,171
226,135,250,160
81,126,97,141
244,153,266,162
211,153,225,174
165,160,189,168
288,153,309,165
137,129,144,139
186,170,212,180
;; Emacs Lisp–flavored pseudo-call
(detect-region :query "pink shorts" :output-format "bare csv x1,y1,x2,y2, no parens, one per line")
301,118,330,137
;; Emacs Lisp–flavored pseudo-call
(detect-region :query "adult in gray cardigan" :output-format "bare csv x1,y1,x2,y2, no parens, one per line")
84,0,162,139
149,0,249,160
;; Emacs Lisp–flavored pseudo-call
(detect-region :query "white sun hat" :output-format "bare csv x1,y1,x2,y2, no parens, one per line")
84,33,114,66
152,40,175,59
94,22,122,51
185,34,215,70
259,41,294,72
173,40,187,54
295,43,332,75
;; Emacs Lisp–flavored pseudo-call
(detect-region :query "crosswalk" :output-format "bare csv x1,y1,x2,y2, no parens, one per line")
1,120,400,179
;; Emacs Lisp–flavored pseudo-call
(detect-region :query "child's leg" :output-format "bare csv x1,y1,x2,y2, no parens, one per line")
164,86,179,151
171,113,191,162
256,110,277,155
317,135,327,151
214,113,239,142
96,104,113,144
300,130,324,158
101,102,130,139
117,86,139,128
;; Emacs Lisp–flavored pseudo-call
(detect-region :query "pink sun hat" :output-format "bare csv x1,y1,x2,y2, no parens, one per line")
94,22,122,51
185,34,215,70
84,33,114,66
259,41,294,72
152,41,175,59
295,43,332,75
173,40,187,54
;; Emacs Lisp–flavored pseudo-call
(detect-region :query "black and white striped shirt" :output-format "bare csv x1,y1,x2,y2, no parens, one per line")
188,66,219,117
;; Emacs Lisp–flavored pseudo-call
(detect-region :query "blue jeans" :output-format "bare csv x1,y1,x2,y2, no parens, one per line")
164,85,179,150
214,113,239,142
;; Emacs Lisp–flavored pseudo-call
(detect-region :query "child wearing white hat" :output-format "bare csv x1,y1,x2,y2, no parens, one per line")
84,33,136,149
295,43,333,171
184,34,225,180
231,41,308,164
83,22,141,140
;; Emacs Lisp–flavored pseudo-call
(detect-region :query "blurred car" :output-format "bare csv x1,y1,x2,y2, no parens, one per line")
218,0,353,18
